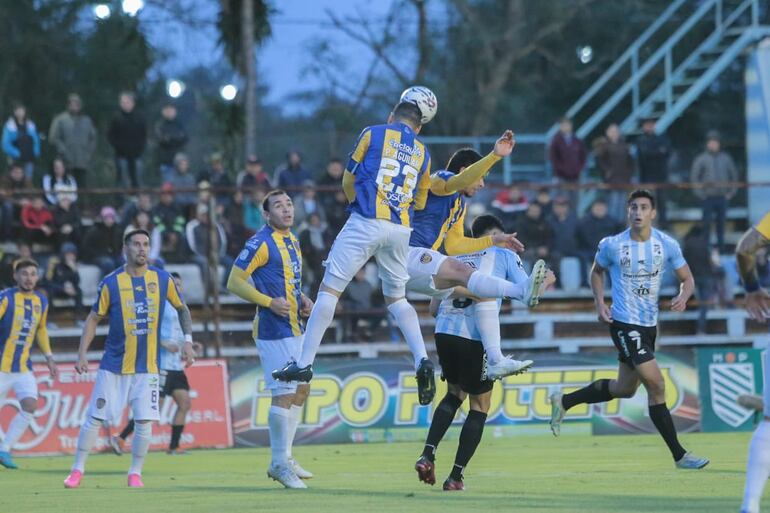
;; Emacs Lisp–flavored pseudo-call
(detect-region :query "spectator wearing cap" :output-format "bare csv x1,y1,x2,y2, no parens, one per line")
48,93,96,188
155,102,188,184
2,103,40,181
0,161,33,240
167,152,197,213
293,180,326,229
42,157,78,206
43,242,86,318
636,117,671,227
576,199,623,286
153,183,188,263
185,203,233,295
549,116,587,211
82,206,124,277
690,130,738,252
52,191,82,250
20,195,54,245
237,155,272,191
197,152,232,207
274,150,312,197
107,91,146,189
547,195,579,287
594,123,635,222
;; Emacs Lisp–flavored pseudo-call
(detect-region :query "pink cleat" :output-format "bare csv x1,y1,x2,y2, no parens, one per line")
63,470,83,488
127,473,144,488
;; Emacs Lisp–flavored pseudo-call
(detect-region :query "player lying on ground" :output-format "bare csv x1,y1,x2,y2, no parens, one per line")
735,210,770,513
549,189,708,470
273,102,438,405
0,258,58,469
64,229,195,489
415,214,555,491
114,273,202,456
407,131,548,379
228,190,314,489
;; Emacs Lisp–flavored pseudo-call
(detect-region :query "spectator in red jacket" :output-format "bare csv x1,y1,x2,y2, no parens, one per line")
20,195,54,244
549,117,587,211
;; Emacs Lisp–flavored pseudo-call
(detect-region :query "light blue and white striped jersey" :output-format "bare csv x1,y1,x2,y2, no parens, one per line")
159,300,184,371
435,247,529,342
596,228,687,327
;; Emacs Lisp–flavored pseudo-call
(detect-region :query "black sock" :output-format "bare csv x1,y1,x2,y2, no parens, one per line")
450,410,487,480
562,379,613,411
422,393,463,461
648,403,686,461
119,419,135,440
170,424,184,450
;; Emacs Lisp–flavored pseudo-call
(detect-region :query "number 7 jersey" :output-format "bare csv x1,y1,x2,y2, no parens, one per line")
346,122,431,227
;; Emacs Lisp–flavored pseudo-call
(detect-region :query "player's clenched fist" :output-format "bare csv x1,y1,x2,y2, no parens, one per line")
596,302,612,324
75,354,89,374
269,297,292,317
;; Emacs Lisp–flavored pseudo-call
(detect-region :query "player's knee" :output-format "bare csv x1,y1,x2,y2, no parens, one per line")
294,384,310,404
614,386,636,399
645,378,666,399
469,395,490,413
177,396,192,413
440,258,472,284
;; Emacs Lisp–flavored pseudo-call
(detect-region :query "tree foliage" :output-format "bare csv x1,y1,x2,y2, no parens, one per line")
217,0,272,71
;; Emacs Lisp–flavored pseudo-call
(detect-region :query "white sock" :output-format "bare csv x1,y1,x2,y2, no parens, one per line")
286,404,302,460
467,271,525,300
742,420,770,513
297,292,338,368
475,301,504,364
269,405,291,466
129,421,152,476
0,410,33,452
72,416,101,472
387,299,428,370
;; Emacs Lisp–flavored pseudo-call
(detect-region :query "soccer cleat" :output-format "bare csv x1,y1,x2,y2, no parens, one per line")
486,356,534,380
442,477,465,491
63,470,83,488
415,358,436,406
415,455,436,485
523,259,548,307
290,458,313,479
267,462,307,489
675,452,709,470
737,393,764,412
549,392,565,437
272,361,313,383
127,473,144,487
0,451,18,469
109,436,125,456
166,448,188,455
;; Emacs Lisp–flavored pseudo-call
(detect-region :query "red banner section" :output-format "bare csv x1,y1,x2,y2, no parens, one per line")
0,359,232,455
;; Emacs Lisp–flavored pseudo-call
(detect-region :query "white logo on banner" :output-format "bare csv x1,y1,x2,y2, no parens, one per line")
709,363,755,428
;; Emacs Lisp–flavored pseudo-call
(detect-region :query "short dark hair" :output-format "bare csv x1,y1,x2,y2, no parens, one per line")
392,101,422,126
262,189,290,212
13,258,38,273
446,148,483,174
124,229,151,245
170,271,181,280
627,189,656,209
471,214,505,238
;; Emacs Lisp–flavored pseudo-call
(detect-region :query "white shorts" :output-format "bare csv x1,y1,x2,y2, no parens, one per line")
256,336,303,396
86,370,160,424
323,213,411,297
0,372,38,401
406,247,454,299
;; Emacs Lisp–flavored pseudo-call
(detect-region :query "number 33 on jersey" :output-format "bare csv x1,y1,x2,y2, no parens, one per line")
346,122,431,227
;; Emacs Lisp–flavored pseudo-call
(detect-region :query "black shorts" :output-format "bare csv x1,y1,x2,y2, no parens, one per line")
435,333,494,395
160,370,190,397
609,320,657,369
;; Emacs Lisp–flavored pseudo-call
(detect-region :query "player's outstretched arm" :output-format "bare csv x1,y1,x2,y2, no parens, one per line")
76,312,102,374
590,261,612,323
36,305,57,379
671,264,695,312
736,227,770,321
432,130,515,196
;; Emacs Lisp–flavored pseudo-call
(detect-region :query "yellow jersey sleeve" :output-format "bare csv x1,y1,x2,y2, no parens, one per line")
342,170,356,203
36,304,52,356
348,128,372,170
413,163,432,211
244,242,270,274
430,152,501,197
443,208,493,255
227,268,274,308
96,284,110,317
0,295,8,319
166,275,184,309
756,211,770,239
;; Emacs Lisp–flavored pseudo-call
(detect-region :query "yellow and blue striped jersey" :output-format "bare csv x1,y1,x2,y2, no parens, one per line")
0,288,50,373
93,266,183,374
346,122,431,227
233,225,304,340
756,211,770,239
410,170,465,250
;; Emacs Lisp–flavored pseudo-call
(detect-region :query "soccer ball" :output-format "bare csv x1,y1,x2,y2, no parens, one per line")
399,86,437,125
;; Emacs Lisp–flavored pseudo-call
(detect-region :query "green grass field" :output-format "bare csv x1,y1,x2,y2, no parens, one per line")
0,431,759,513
